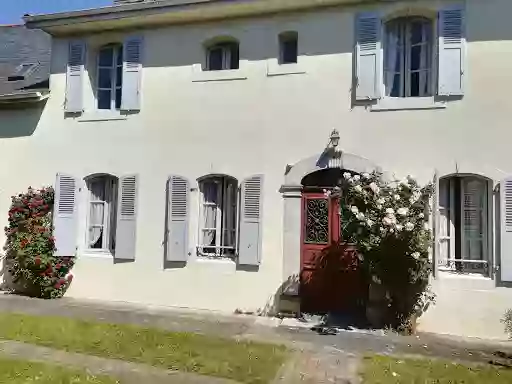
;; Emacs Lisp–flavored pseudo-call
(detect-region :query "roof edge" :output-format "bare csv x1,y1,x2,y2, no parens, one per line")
24,0,372,35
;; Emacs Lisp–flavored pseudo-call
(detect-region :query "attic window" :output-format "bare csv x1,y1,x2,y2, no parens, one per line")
7,63,38,82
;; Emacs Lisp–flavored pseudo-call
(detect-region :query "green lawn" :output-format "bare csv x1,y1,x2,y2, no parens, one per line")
362,354,512,384
0,356,117,383
0,312,287,384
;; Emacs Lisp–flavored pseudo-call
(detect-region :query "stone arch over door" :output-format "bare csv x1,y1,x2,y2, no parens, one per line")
280,148,382,308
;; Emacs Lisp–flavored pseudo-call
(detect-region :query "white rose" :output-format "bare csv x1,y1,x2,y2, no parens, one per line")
405,222,414,231
369,182,379,193
394,194,400,201
412,252,420,260
424,223,430,231
418,213,425,219
380,227,386,233
343,172,351,180
376,204,383,210
389,215,397,224
397,207,409,216
356,212,365,220
351,206,359,214
366,219,374,227
389,228,395,233
377,198,385,205
362,173,370,179
396,224,403,232
352,175,361,182
324,190,331,197
382,217,392,226
354,185,363,193
385,208,395,215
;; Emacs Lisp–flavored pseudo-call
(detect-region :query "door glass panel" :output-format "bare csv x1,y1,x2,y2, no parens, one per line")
305,199,329,244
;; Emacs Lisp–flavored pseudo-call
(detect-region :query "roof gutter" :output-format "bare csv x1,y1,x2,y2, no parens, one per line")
24,0,375,35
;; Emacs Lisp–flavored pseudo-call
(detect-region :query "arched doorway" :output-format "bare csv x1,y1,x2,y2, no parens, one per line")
300,169,365,315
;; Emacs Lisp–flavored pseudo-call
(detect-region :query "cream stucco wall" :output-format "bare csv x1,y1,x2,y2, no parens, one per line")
1,0,512,338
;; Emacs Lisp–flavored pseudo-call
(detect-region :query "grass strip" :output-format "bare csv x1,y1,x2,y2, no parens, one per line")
0,312,287,384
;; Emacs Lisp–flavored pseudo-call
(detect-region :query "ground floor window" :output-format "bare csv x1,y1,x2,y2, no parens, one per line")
438,176,491,274
86,175,118,252
198,176,238,257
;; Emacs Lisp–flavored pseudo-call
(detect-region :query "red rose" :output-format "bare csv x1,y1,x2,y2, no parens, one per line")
34,257,41,266
67,275,74,282
55,264,61,269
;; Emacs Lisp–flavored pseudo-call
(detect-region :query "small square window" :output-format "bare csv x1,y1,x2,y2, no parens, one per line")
205,41,239,71
279,32,298,64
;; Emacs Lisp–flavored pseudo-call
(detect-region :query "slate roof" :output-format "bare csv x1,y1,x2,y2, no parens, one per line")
0,26,50,97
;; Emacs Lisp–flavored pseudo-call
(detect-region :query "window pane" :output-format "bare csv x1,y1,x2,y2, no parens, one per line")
99,48,114,67
202,230,216,247
207,48,224,71
98,68,113,89
411,21,425,45
281,38,298,64
410,72,420,97
98,90,112,110
116,47,123,66
229,44,239,70
89,203,105,226
89,229,103,249
386,72,402,97
116,66,123,87
115,89,122,109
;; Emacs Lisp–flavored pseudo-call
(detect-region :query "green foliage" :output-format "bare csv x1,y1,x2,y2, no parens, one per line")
4,187,74,299
331,171,435,330
502,309,512,339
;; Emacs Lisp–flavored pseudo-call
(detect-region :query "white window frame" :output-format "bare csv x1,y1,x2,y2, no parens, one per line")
86,175,118,254
438,176,492,275
372,15,446,111
205,42,239,71
96,44,123,111
197,176,238,258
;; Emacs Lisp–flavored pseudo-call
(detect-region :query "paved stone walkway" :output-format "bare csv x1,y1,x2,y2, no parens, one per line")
0,293,511,383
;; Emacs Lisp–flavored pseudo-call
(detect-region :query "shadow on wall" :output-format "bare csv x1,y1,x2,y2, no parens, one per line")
0,101,46,138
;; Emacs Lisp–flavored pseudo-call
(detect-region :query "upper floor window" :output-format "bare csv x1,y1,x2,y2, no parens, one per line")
384,17,433,98
97,44,123,110
198,176,238,257
205,40,239,71
279,32,298,64
87,175,118,252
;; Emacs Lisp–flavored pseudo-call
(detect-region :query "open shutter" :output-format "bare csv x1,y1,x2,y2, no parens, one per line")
238,175,263,266
65,40,86,113
166,176,189,262
115,175,138,261
53,174,79,257
438,5,465,96
500,176,512,282
121,36,143,111
355,12,382,100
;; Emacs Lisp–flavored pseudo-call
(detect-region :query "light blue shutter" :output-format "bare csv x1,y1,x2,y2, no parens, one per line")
438,5,465,96
65,40,86,113
355,12,382,100
53,174,79,257
115,175,138,261
432,171,439,278
500,176,512,282
238,175,263,266
166,176,189,262
121,36,143,111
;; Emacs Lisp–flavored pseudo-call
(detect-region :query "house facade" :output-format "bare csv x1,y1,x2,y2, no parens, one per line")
7,0,512,340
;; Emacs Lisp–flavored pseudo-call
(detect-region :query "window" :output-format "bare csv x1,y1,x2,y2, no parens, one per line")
205,41,239,71
86,175,118,252
97,45,123,110
279,32,298,64
438,176,491,274
198,176,238,257
384,17,433,98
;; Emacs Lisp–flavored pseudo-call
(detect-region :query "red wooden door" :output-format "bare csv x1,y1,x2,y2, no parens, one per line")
300,192,362,314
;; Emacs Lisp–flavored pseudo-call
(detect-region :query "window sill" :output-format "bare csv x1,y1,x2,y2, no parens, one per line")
266,62,306,77
191,69,248,83
80,250,114,259
195,257,236,264
370,97,446,112
78,111,128,122
437,269,491,280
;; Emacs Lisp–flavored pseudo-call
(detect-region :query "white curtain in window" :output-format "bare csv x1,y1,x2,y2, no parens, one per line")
384,22,401,97
89,180,105,247
202,182,218,246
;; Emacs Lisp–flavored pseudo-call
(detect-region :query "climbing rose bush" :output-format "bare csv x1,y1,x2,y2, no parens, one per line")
329,171,435,330
4,187,74,299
